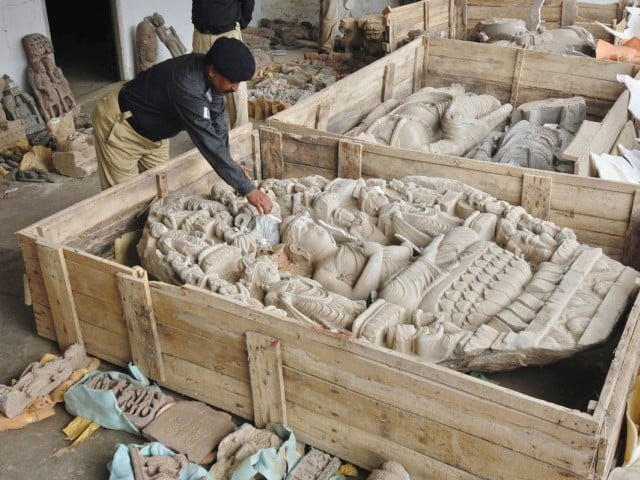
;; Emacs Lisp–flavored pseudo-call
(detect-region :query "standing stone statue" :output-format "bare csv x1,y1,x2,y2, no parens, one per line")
22,33,77,122
149,12,187,57
136,16,159,73
1,74,45,135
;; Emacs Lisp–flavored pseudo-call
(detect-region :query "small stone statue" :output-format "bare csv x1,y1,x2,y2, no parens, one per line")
148,12,187,58
136,16,159,73
1,74,45,135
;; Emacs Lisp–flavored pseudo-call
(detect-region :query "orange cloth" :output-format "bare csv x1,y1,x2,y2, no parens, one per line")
596,38,640,64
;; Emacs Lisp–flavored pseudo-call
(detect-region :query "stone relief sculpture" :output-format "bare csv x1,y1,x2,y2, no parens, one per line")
469,0,597,57
1,74,45,136
129,447,188,480
136,16,159,73
138,175,638,372
209,423,283,480
348,84,513,158
347,84,585,173
0,343,94,418
82,374,174,429
148,12,187,58
22,33,77,122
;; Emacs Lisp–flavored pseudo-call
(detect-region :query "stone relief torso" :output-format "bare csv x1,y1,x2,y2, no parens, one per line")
137,175,638,372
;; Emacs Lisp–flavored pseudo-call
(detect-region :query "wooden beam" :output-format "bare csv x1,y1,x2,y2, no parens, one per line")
259,127,284,179
382,63,396,102
117,268,165,381
156,173,168,198
36,240,83,349
521,174,552,220
561,0,577,27
250,130,262,180
510,48,526,107
450,0,467,39
316,104,330,131
246,331,287,428
623,189,640,269
338,140,363,179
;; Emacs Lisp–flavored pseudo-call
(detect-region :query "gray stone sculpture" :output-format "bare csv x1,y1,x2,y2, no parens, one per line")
349,84,513,157
1,75,45,136
148,12,187,58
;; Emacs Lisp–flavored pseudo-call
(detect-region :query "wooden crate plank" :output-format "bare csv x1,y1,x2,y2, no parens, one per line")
36,240,82,349
117,269,165,381
561,120,600,165
80,321,131,367
147,282,599,435
337,140,363,179
575,90,631,176
281,333,597,472
156,323,248,382
160,354,253,419
288,403,483,480
285,369,585,480
594,295,640,477
521,174,552,220
623,190,640,269
246,332,287,428
72,291,127,335
260,127,284,179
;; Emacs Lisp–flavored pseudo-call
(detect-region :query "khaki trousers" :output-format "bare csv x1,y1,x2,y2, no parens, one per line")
192,24,249,128
320,0,339,52
92,85,169,190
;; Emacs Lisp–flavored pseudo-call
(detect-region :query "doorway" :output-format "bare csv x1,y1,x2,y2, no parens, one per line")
44,0,120,101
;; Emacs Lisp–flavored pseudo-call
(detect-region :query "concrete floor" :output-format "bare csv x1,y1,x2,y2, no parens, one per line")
0,101,199,478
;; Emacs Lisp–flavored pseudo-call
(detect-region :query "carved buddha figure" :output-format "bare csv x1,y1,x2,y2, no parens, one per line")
280,215,414,300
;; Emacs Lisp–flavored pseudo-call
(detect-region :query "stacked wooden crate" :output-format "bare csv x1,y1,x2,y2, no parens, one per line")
266,36,640,267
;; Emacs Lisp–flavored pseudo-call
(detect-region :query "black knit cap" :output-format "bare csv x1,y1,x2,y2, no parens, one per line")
205,37,255,83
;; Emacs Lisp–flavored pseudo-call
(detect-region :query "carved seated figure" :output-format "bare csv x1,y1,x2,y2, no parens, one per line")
280,215,414,301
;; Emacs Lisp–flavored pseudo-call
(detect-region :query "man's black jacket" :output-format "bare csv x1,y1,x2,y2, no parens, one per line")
192,0,255,34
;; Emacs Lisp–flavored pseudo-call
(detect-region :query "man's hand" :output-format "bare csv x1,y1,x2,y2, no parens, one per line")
246,189,273,215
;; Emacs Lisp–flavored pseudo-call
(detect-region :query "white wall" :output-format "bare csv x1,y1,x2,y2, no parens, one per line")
1,0,406,91
113,0,192,80
254,0,403,25
0,0,50,94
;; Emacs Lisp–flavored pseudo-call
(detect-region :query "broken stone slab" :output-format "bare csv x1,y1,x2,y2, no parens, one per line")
52,150,97,178
287,448,341,480
142,401,236,464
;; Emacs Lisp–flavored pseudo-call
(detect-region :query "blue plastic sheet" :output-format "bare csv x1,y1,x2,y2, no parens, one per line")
109,442,210,480
64,363,160,435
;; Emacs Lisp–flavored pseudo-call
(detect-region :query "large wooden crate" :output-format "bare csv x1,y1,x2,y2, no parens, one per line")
16,121,640,480
383,0,625,50
265,36,640,267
